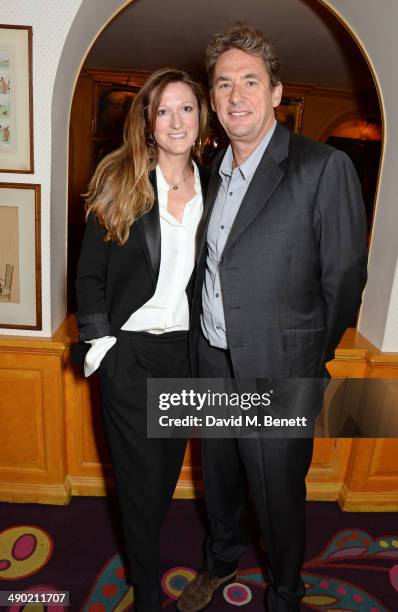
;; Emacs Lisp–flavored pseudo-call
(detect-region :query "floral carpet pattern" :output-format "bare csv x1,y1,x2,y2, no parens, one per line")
0,499,396,611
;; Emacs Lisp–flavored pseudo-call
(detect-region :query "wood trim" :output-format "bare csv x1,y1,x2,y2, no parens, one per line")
1,319,397,509
283,82,358,100
306,481,344,501
80,71,364,101
175,465,204,499
80,67,151,85
0,478,71,505
0,338,68,504
370,353,398,368
69,475,115,497
329,327,398,373
175,482,205,499
339,485,398,512
0,337,65,353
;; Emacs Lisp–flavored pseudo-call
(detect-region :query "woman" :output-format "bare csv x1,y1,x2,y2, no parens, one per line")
74,68,208,612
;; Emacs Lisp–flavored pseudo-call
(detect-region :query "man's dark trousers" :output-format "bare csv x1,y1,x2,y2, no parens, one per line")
198,333,313,611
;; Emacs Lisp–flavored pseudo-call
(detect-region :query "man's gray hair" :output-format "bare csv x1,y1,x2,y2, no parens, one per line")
206,22,281,89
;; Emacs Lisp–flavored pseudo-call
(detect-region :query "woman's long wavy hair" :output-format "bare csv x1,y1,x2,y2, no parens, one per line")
85,68,208,244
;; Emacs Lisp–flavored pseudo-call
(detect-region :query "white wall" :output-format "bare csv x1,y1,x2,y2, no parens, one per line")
322,0,398,351
0,0,397,351
0,0,82,335
50,0,132,336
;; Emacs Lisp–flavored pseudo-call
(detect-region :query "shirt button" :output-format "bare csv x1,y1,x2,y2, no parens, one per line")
229,192,233,196
215,293,219,297
216,326,220,330
220,225,224,229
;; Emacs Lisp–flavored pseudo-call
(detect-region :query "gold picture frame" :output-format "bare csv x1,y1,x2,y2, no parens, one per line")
92,81,140,171
0,183,41,329
0,25,33,173
276,96,305,134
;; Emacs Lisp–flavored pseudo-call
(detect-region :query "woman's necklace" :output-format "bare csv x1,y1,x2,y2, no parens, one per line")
165,169,192,191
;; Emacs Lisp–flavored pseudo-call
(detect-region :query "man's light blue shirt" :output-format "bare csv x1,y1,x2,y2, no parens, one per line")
201,121,277,348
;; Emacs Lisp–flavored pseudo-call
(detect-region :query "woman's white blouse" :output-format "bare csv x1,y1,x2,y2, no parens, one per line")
84,162,203,377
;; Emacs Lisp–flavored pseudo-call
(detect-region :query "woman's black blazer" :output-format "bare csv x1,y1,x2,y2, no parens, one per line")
73,166,209,365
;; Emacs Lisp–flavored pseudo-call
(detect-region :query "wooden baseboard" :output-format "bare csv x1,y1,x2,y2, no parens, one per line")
1,320,398,509
338,484,398,511
69,474,203,500
68,475,116,497
305,481,342,501
175,480,204,499
0,479,71,505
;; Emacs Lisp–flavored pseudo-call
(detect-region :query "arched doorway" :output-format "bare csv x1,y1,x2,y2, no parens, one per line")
52,0,392,348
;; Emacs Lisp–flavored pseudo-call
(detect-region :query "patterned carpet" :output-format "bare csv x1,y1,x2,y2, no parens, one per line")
0,497,397,611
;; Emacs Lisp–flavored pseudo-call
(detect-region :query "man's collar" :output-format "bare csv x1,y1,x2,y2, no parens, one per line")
219,120,277,181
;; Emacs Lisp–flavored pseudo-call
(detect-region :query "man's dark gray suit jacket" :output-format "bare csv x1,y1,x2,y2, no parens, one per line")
189,122,368,381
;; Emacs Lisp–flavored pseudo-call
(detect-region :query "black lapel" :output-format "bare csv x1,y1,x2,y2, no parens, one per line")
196,154,223,263
198,164,210,198
136,169,161,285
222,123,290,258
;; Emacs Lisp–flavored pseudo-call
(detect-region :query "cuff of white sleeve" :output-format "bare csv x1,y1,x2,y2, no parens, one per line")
84,336,117,377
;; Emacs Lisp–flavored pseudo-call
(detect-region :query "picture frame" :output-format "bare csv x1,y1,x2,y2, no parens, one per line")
92,82,140,173
0,183,41,329
276,96,305,134
0,25,33,173
93,82,140,138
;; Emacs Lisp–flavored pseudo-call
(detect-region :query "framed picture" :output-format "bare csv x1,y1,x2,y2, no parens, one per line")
0,25,33,173
0,183,41,329
92,82,140,173
93,82,140,138
276,96,305,134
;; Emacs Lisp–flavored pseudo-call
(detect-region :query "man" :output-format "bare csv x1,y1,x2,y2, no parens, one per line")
177,23,368,612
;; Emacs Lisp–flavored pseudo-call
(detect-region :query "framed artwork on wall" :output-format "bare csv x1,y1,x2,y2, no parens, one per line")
0,25,33,173
0,183,41,329
92,82,140,171
276,96,305,134
93,82,140,138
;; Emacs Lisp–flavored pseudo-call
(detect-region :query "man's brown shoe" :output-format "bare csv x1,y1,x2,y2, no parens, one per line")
177,569,237,612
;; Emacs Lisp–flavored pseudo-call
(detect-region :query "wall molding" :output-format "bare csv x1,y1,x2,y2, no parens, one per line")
0,318,397,510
